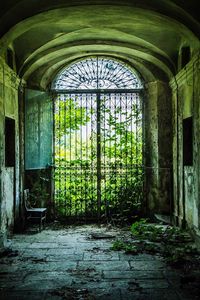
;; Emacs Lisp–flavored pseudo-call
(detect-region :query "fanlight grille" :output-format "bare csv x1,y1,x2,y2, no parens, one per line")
52,57,142,90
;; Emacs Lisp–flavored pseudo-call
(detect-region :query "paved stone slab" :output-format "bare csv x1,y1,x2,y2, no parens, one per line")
11,242,31,249
16,261,77,272
0,265,18,273
29,242,59,249
103,270,164,279
119,253,158,261
129,259,165,270
83,252,120,261
47,248,80,255
0,290,47,300
121,289,180,300
78,260,130,271
20,248,48,257
136,279,169,289
46,253,84,261
94,288,121,300
12,278,72,291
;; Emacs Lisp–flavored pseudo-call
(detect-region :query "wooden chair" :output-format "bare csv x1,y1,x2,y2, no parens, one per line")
24,189,47,231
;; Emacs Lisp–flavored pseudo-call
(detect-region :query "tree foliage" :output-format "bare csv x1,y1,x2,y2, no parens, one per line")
55,98,90,137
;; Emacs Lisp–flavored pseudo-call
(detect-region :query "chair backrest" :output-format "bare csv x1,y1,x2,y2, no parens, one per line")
24,189,31,210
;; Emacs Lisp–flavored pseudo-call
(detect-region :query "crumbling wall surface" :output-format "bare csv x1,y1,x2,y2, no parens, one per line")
0,71,4,249
170,52,200,236
144,82,159,212
144,81,172,215
0,57,20,248
157,82,173,213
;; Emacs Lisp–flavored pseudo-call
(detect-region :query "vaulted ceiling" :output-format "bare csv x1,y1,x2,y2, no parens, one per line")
0,0,199,89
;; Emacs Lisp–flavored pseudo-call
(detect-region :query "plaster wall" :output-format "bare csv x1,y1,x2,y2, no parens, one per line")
170,53,200,234
0,57,20,247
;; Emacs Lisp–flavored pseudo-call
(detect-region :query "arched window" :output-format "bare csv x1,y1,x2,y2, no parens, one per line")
52,57,142,90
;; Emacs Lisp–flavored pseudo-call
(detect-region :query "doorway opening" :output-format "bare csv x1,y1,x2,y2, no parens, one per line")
52,57,143,222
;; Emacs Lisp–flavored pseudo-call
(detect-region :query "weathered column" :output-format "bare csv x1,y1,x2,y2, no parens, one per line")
144,81,172,216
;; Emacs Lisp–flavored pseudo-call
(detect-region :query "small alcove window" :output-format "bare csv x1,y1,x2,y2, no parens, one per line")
181,46,191,69
5,117,15,167
183,117,193,166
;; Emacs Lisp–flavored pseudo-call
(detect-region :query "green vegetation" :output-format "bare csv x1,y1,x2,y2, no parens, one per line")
55,98,90,138
131,218,163,241
54,96,143,219
111,240,138,254
111,219,198,265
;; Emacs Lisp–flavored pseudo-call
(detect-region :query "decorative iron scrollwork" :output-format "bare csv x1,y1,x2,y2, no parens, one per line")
52,57,142,90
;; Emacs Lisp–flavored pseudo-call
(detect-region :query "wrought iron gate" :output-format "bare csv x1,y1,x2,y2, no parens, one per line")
52,56,143,221
54,91,143,221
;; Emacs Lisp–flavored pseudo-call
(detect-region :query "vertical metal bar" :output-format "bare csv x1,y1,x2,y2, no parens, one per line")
125,93,128,188
37,101,41,167
103,94,107,217
114,94,117,206
58,95,61,211
85,95,88,217
96,57,100,220
69,94,72,216
75,94,78,217
97,57,99,89
136,93,139,168
119,93,123,199
108,94,111,218
136,92,140,201
129,93,132,180
130,94,133,180
141,90,146,213
53,96,56,211
80,94,83,215
64,95,67,216
85,94,88,217
97,92,101,221
139,92,144,210
90,95,94,212
52,94,56,218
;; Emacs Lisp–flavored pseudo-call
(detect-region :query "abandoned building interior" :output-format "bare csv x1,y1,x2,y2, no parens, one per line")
0,0,200,299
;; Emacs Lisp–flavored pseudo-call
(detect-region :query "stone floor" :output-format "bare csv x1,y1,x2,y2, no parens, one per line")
0,224,199,300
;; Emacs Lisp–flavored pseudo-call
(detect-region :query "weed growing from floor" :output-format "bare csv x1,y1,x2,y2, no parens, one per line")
111,240,138,254
110,218,199,266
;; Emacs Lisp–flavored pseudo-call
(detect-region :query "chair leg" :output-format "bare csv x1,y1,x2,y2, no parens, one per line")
43,216,46,229
39,214,46,231
39,216,42,231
